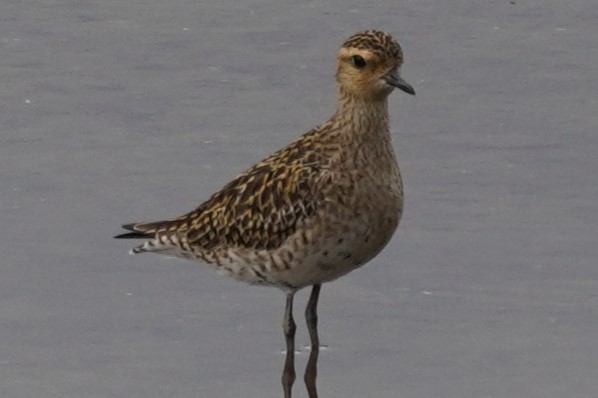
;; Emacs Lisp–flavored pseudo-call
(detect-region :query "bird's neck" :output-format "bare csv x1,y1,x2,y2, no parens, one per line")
324,88,400,179
333,89,391,143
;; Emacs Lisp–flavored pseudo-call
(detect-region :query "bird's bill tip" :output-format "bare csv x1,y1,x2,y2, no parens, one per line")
395,78,415,96
383,72,415,96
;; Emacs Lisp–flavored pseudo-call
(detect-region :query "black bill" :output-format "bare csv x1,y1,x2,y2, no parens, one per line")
383,70,416,96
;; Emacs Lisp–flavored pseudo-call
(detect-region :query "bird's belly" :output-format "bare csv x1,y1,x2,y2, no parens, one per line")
208,210,399,290
207,184,403,289
271,204,401,288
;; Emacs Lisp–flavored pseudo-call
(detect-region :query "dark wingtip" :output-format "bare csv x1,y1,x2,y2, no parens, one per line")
114,232,150,239
114,223,151,239
121,223,138,232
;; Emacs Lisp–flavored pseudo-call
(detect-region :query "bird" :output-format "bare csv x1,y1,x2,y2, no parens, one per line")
115,30,415,398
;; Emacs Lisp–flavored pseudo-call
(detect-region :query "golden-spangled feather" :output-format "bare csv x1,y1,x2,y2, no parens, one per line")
127,122,336,253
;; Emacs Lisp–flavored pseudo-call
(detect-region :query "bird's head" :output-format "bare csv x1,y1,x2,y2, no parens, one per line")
336,30,415,101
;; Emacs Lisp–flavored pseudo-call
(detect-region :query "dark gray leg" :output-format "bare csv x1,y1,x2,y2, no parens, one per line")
282,291,297,398
304,284,321,398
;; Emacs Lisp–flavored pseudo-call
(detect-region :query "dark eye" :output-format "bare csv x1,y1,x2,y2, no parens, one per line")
351,55,366,69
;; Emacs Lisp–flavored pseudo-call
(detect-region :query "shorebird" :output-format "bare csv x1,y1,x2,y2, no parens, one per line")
115,30,414,398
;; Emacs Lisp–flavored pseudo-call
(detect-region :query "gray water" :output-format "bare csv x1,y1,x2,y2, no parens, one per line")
1,1,597,397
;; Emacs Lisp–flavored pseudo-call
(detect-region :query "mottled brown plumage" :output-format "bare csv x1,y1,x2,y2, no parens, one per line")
115,30,415,397
116,31,413,288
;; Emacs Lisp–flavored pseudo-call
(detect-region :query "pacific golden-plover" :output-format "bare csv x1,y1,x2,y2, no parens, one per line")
116,30,414,397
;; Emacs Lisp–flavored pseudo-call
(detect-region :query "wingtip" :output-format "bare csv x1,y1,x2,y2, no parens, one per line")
121,223,138,232
114,231,151,239
114,223,152,239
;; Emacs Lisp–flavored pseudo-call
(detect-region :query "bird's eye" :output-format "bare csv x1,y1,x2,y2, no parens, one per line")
351,55,367,69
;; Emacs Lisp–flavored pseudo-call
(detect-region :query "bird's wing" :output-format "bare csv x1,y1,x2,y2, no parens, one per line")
117,128,331,252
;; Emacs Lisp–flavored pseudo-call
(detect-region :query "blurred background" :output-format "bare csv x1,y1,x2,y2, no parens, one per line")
1,1,597,397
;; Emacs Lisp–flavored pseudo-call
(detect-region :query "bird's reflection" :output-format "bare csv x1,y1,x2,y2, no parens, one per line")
282,284,321,398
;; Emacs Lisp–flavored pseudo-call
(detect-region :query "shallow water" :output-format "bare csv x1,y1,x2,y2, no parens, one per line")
1,1,597,397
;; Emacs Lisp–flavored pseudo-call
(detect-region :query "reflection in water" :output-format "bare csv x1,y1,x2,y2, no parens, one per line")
282,284,321,398
304,343,319,398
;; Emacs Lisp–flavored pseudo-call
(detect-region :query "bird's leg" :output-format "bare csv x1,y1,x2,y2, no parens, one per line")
282,291,297,398
304,284,321,398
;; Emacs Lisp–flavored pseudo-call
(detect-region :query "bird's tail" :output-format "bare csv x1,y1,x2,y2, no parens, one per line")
113,223,152,239
114,221,178,254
